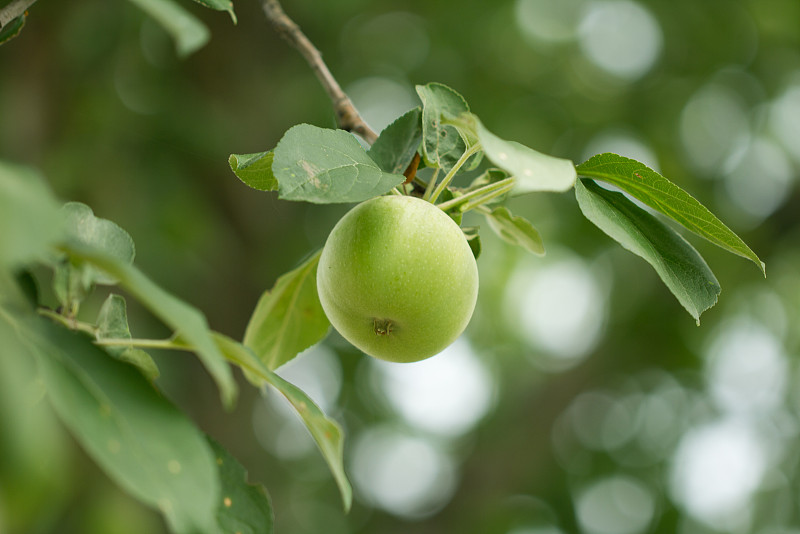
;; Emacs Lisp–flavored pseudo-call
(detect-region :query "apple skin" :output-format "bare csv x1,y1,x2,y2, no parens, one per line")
317,195,478,363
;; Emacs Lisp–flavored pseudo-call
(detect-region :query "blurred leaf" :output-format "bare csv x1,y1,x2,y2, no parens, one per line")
189,0,236,23
63,241,237,408
229,152,278,192
272,124,404,203
243,250,330,370
126,0,210,57
31,320,220,534
209,440,274,534
472,115,576,193
462,226,481,259
214,333,352,512
367,107,423,175
97,294,160,381
0,161,63,270
577,153,765,275
0,13,25,45
416,83,481,172
485,206,545,255
575,179,720,323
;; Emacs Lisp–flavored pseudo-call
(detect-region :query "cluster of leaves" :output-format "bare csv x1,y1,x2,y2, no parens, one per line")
231,82,764,325
0,160,357,534
0,0,235,52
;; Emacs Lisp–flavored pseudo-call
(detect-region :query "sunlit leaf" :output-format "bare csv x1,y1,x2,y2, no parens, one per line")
243,251,330,370
62,242,237,408
577,152,765,275
214,333,352,512
485,206,545,255
272,124,404,203
229,152,278,192
575,178,720,323
31,320,220,534
125,0,209,57
209,440,274,534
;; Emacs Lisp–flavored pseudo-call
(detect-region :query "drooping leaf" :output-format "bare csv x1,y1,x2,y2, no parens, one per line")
576,153,765,275
272,124,405,203
189,0,236,23
367,107,423,175
125,0,210,57
209,440,274,534
416,83,481,172
0,161,63,270
62,241,237,408
575,178,720,323
243,251,330,370
471,115,576,193
485,206,545,255
229,152,278,192
214,333,352,512
31,320,220,534
96,294,160,381
462,226,482,259
0,13,25,45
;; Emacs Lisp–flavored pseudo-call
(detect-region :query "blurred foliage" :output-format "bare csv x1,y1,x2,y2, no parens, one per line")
1,0,799,533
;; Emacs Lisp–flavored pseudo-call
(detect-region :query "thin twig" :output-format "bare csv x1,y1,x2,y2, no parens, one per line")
0,0,35,28
261,0,378,144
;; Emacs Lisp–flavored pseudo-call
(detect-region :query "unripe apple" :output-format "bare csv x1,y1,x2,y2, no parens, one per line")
317,195,478,363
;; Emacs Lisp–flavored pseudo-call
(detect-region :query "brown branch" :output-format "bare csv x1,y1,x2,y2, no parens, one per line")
0,0,36,28
261,0,378,144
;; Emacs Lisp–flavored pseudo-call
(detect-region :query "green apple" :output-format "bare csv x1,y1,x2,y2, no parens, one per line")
317,195,479,363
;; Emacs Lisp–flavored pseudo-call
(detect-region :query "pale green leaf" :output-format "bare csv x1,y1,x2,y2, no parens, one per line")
576,152,765,275
229,152,278,192
472,116,576,193
214,333,352,512
485,206,545,255
575,179,720,322
97,294,160,381
272,124,405,203
243,251,330,370
189,0,236,23
32,320,220,534
126,0,210,57
0,161,63,270
367,107,423,175
209,440,274,534
416,83,481,172
62,242,237,408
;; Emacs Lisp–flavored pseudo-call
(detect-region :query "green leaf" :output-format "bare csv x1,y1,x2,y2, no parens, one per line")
0,13,25,45
60,202,136,285
272,124,405,204
97,294,160,381
576,153,765,275
125,0,210,57
575,179,720,323
189,0,236,23
214,333,352,512
485,206,545,255
471,116,576,193
209,440,274,534
367,107,423,175
229,152,278,192
462,226,482,259
31,320,220,534
243,251,330,370
62,242,237,408
0,161,63,270
416,83,481,172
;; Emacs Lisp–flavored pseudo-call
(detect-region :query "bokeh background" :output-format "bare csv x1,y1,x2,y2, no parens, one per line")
2,0,800,532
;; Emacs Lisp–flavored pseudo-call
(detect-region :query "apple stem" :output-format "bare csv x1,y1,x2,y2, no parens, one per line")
427,143,483,205
436,177,515,213
422,168,441,201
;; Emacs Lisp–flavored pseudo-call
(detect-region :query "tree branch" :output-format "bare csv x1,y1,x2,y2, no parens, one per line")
261,0,378,144
0,0,35,28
